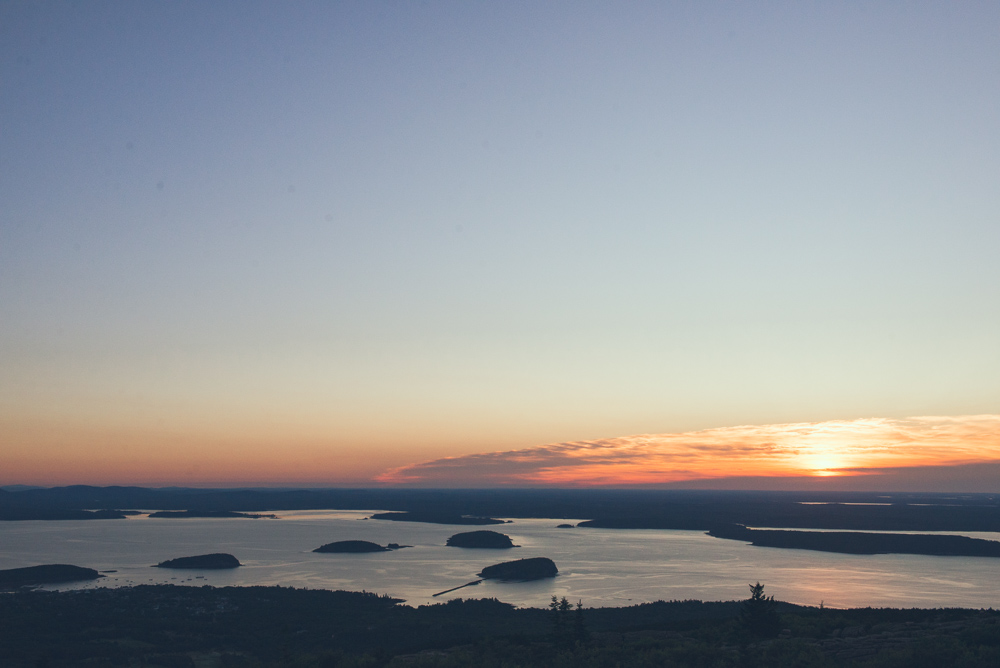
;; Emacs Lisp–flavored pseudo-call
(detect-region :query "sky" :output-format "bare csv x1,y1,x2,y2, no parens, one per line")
2,1,998,489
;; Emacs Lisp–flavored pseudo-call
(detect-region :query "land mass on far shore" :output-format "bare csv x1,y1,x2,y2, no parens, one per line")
5,487,1000,534
147,510,278,519
370,511,508,525
708,524,1000,557
0,508,139,521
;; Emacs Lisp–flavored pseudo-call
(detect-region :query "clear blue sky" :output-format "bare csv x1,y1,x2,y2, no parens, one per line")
2,1,998,485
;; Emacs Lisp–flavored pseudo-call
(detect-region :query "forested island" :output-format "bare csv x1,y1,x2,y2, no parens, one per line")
154,554,242,569
0,564,102,589
479,557,558,581
708,524,1000,557
446,530,517,548
1,584,998,667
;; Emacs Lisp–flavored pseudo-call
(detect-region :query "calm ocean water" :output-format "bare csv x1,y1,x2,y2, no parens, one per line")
2,510,998,609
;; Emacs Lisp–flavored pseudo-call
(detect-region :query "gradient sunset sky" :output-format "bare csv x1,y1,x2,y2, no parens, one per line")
2,2,998,489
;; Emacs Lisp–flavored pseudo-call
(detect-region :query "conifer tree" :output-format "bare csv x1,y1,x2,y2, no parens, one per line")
741,582,781,637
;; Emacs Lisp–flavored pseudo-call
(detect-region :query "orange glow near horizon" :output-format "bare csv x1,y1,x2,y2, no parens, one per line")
377,415,1000,487
4,414,999,489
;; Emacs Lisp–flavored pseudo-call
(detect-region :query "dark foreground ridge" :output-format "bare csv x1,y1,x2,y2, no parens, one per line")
1,584,998,667
446,529,516,548
0,564,102,588
478,556,558,581
154,553,241,569
710,524,1000,557
313,540,411,553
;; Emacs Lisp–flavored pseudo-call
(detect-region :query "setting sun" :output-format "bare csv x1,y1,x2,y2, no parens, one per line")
377,416,1000,489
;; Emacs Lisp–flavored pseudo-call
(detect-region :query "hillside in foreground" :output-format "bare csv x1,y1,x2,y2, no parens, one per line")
2,584,998,667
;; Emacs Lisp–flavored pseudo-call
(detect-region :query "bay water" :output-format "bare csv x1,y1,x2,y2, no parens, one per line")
2,510,998,610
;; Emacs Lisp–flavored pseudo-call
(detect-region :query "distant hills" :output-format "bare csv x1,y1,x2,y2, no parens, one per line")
2,486,999,533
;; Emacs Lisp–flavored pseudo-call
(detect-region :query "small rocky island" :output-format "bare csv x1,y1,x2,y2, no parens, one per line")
478,557,558,581
313,540,411,553
432,556,559,596
154,553,242,569
446,530,516,548
556,524,575,528
0,564,103,588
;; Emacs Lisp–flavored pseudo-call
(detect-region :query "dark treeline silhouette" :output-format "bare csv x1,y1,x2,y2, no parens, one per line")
742,582,781,637
3,487,999,532
2,584,998,667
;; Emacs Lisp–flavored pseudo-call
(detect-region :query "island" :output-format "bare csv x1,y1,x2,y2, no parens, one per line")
0,564,103,588
370,511,508,525
446,530,516,548
556,524,575,528
313,540,411,553
708,524,1000,557
478,557,558,581
147,510,278,519
154,554,242,569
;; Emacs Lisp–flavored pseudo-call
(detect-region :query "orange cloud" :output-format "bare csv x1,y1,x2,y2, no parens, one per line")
376,415,1000,488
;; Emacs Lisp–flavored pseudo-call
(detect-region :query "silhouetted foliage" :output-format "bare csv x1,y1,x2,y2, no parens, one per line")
1,584,997,666
574,599,590,642
549,595,571,640
742,581,781,637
